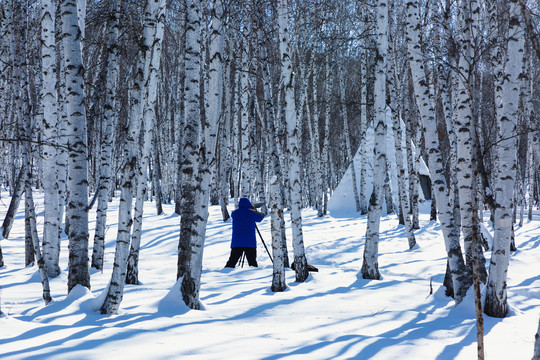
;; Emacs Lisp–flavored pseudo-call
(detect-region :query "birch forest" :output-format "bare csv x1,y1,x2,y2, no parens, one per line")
0,0,539,356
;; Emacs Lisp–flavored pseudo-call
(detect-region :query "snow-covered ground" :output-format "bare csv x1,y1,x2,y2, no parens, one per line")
1,193,539,359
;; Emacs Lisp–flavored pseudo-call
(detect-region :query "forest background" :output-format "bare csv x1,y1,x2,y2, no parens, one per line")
0,0,539,358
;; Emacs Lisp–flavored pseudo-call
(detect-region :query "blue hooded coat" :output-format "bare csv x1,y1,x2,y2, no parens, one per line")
230,198,265,248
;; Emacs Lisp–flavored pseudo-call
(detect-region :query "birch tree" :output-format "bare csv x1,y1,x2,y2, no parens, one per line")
40,0,61,278
388,34,415,249
270,175,286,292
91,0,121,271
101,0,165,314
239,33,250,198
23,120,52,303
278,0,308,282
176,0,203,309
321,52,332,215
454,0,487,283
405,0,470,303
360,0,387,280
61,0,90,292
359,49,369,215
484,0,525,318
125,0,166,285
178,0,225,307
307,59,324,217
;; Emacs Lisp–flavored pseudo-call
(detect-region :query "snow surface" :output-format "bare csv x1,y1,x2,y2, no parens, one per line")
0,192,539,359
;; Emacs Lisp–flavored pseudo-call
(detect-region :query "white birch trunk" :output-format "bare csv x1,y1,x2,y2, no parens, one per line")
270,175,286,292
405,0,469,302
455,0,486,283
232,48,241,203
384,161,394,214
360,0,387,280
57,11,68,238
126,0,165,287
176,0,203,309
278,0,308,282
103,60,143,307
485,0,525,318
388,43,416,249
151,133,164,215
92,0,121,271
24,154,52,304
76,0,85,53
441,34,460,227
181,0,224,308
101,0,164,314
359,50,369,215
321,53,332,215
220,47,232,221
528,134,535,221
61,0,90,292
260,29,289,266
239,36,250,198
40,0,61,278
525,53,535,221
308,60,324,217
174,22,186,215
23,96,51,301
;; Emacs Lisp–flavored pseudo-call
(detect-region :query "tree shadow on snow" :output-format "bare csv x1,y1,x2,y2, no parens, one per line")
257,280,498,360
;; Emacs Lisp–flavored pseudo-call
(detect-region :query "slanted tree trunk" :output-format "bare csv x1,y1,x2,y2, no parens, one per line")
61,0,91,292
405,0,469,303
125,0,165,288
361,0,387,280
2,165,26,242
101,0,164,314
485,0,525,318
25,190,36,267
278,0,308,282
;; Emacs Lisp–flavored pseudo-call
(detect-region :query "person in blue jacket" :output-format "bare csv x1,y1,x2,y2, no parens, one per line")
225,197,265,268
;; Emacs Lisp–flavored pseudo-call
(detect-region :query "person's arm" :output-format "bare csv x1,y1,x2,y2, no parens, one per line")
250,206,265,221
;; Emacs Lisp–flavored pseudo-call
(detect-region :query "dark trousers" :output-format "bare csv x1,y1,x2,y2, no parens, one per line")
225,247,258,268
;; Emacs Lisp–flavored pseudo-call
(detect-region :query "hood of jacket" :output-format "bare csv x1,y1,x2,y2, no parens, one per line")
238,197,252,209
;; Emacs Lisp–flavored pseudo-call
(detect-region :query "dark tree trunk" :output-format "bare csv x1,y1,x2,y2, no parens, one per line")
2,165,26,240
